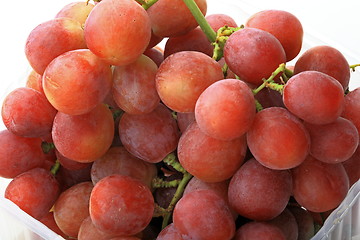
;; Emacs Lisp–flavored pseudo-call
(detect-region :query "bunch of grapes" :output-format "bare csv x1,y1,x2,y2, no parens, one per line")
1,0,359,239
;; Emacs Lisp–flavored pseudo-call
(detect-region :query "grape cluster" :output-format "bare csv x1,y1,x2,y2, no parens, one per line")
1,0,359,240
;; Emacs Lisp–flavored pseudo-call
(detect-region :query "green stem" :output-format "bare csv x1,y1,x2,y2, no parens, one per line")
135,0,147,5
152,178,181,188
350,63,360,72
142,0,159,10
182,0,216,43
50,160,61,176
163,153,187,174
162,172,192,229
252,63,286,95
255,99,263,112
41,141,55,154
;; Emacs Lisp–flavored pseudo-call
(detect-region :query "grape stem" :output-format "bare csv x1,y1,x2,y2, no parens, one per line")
163,152,187,174
161,172,192,229
182,0,216,43
50,160,61,176
142,0,159,10
350,63,360,72
152,177,181,188
212,26,243,60
41,141,55,154
252,63,286,95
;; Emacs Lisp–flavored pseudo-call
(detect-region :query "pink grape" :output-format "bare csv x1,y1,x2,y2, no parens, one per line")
84,0,151,66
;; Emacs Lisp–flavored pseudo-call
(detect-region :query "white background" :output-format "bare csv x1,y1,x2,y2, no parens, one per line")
0,0,359,238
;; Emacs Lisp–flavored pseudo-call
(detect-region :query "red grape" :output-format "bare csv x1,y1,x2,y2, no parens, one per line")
147,0,207,37
245,10,303,61
90,146,157,189
228,158,292,221
266,208,298,240
291,155,350,212
112,54,160,115
156,223,189,240
283,70,344,124
90,175,154,236
247,107,310,170
5,168,60,220
224,27,286,86
195,79,256,140
155,51,224,112
54,181,93,238
342,146,360,186
173,189,236,240
178,122,247,182
293,45,350,90
84,0,151,66
25,17,86,75
0,129,47,178
119,103,180,163
2,87,57,138
55,1,95,25
52,104,114,163
288,206,315,240
78,216,116,240
26,70,44,94
233,221,286,240
342,87,360,134
43,49,113,115
304,117,359,164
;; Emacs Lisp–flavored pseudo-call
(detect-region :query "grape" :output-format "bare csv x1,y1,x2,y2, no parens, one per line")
112,54,160,115
223,27,286,86
25,17,86,75
84,0,151,66
89,175,154,236
164,27,213,58
53,181,93,238
55,163,92,192
5,168,60,220
52,104,114,163
176,112,195,133
147,0,207,37
144,47,164,67
304,117,359,164
55,1,95,25
39,212,68,239
155,51,224,112
26,69,44,94
342,87,360,134
2,87,57,138
119,103,180,163
195,79,256,140
178,122,247,182
0,129,47,178
283,70,344,124
56,150,92,171
254,87,285,109
183,177,237,218
43,49,113,115
91,146,157,189
156,223,188,240
246,107,310,170
245,10,303,61
266,208,298,240
288,206,315,240
228,158,292,221
342,146,360,186
291,155,349,212
78,216,117,240
206,13,238,32
233,221,286,240
293,45,350,90
173,189,236,240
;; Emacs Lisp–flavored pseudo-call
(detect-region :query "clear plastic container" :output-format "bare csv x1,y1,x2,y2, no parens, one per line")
0,0,359,239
